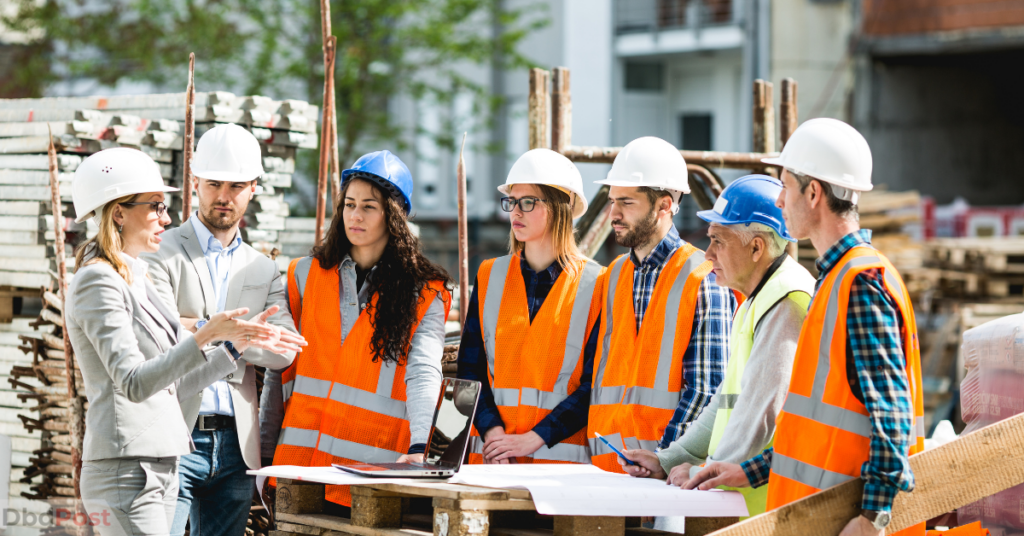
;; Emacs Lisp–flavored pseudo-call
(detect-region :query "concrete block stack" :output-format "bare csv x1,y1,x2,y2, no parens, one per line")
0,92,317,535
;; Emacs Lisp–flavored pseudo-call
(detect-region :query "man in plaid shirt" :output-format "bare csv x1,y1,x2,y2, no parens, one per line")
587,137,735,474
682,119,922,536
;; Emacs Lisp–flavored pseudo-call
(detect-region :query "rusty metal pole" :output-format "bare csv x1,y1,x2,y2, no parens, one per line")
456,133,469,328
528,69,549,150
321,0,341,207
47,129,89,535
551,67,571,154
752,79,776,177
181,53,196,222
315,37,337,245
779,78,799,260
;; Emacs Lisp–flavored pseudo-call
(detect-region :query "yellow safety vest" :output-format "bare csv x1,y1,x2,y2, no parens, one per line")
706,255,814,517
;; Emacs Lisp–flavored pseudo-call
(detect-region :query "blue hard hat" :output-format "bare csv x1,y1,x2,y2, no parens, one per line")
696,174,795,242
341,150,414,214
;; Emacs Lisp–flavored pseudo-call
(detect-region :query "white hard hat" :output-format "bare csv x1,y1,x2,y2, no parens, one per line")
762,118,873,201
595,137,689,213
192,123,264,182
72,147,178,223
498,149,589,219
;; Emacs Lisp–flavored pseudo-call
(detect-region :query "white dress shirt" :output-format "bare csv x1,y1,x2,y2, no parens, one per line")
192,215,243,417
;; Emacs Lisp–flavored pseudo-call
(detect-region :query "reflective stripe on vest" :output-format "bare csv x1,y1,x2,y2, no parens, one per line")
471,255,601,464
767,247,925,532
468,436,592,464
592,256,628,406
779,255,881,440
585,433,658,457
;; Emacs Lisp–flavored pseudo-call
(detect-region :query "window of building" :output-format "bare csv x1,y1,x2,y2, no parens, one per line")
680,113,713,151
625,62,665,91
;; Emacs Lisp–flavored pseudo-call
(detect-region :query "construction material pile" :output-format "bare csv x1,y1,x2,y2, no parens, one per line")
0,92,318,535
796,189,923,277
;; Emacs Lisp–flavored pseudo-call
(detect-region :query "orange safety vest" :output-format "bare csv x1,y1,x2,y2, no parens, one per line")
272,256,450,506
767,246,925,535
466,254,602,464
587,244,717,473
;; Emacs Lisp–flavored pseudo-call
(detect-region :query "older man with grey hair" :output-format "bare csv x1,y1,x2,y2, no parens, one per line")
619,175,814,526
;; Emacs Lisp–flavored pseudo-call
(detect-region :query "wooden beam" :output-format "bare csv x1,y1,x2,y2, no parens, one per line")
314,36,337,245
551,67,571,154
181,53,196,222
752,79,776,178
779,78,798,147
561,146,778,169
528,68,550,150
706,412,1024,535
778,78,799,260
456,133,469,329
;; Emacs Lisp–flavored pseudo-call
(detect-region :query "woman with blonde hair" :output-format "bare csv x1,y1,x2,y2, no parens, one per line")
458,148,603,464
65,148,304,536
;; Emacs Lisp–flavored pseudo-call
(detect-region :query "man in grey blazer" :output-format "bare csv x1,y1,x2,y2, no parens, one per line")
143,124,297,536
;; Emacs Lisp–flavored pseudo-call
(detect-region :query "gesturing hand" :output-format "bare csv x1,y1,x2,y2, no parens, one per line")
243,305,307,355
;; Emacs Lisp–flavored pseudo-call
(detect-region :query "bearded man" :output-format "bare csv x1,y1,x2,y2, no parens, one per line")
587,137,736,479
143,124,298,536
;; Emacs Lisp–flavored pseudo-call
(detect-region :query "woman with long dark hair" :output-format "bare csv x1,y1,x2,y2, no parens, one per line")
268,150,452,507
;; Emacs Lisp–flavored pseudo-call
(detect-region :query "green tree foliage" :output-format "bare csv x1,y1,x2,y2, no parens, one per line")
2,0,546,209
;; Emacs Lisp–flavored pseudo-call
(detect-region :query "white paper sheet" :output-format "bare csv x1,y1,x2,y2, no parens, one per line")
247,465,447,486
449,465,749,518
249,464,748,518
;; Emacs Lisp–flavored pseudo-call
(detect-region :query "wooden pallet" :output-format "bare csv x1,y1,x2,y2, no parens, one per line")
273,479,738,536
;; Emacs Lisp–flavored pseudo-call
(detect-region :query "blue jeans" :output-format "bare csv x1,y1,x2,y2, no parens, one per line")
170,428,253,536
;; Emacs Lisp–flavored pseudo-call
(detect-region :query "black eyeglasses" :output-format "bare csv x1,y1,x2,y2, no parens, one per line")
120,201,168,217
500,196,547,213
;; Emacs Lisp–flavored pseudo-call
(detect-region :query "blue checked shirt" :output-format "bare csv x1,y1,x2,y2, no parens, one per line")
457,256,600,447
740,230,915,513
630,226,737,450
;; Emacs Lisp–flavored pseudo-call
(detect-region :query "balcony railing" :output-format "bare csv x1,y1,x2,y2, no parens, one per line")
615,0,736,35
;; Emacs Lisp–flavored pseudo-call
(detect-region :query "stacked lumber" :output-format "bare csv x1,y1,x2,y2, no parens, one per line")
7,282,83,512
797,189,923,276
915,238,1024,301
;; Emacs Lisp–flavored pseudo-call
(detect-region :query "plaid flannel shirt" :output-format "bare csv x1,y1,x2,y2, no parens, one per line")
630,226,736,449
457,257,600,447
740,230,915,513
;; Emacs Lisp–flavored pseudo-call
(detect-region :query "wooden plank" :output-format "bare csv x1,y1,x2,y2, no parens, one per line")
552,516,625,536
0,169,73,186
0,217,41,232
433,497,536,512
706,411,1024,535
0,230,42,245
277,512,430,535
366,482,512,501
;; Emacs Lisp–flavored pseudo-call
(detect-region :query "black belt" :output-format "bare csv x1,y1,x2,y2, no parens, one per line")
196,414,236,431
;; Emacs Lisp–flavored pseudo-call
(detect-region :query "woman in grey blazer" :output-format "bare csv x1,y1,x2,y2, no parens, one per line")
65,148,305,536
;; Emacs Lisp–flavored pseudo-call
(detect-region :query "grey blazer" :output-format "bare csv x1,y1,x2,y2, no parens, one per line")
142,220,295,470
65,262,237,461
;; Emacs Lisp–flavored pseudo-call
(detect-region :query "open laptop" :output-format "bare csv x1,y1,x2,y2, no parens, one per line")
334,377,480,478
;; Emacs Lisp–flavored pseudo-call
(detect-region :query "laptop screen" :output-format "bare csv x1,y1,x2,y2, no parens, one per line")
424,378,480,469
